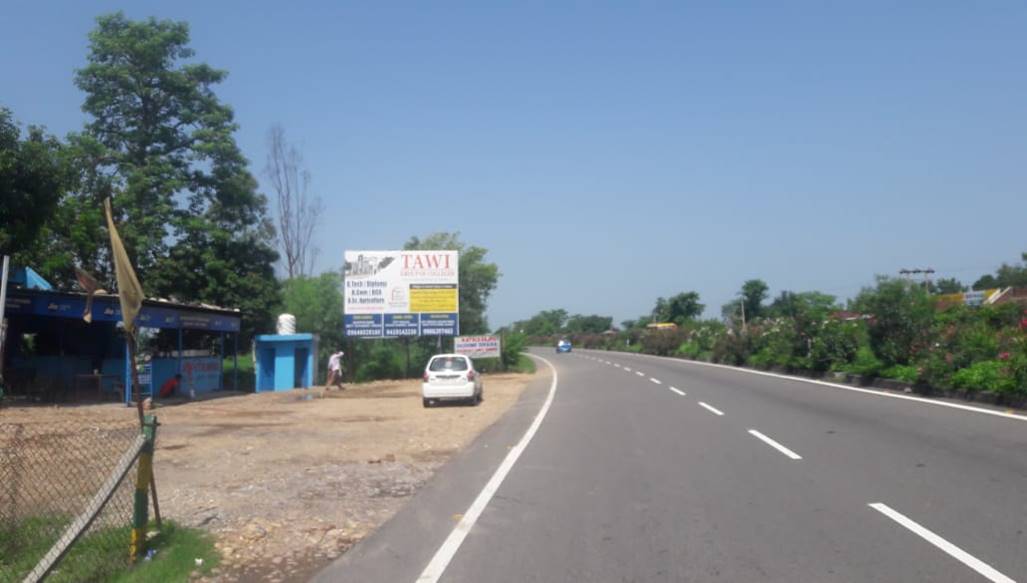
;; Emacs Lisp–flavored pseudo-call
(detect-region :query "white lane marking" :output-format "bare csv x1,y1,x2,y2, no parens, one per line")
650,378,662,385
868,503,1015,583
698,401,725,416
747,429,802,460
624,367,632,372
669,387,686,396
416,355,559,583
636,371,645,377
614,364,621,368
610,350,1027,423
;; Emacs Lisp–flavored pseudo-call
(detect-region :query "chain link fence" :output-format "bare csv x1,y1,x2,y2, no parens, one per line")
0,417,146,583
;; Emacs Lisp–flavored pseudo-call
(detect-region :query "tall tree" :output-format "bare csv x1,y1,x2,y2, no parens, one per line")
652,291,704,325
264,125,324,278
0,108,68,257
72,13,280,339
564,314,614,334
721,279,769,324
404,232,500,334
972,252,1027,290
930,277,965,294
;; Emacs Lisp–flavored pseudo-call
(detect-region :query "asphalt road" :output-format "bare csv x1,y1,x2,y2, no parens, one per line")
315,348,1026,582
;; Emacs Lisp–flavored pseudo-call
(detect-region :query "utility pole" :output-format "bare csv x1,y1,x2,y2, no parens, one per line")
739,293,747,333
899,268,935,289
0,256,9,392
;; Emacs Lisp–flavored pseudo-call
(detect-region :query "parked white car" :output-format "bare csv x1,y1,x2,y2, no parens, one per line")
422,354,483,407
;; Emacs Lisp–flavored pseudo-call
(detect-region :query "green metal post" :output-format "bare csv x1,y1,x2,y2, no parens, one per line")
130,415,157,561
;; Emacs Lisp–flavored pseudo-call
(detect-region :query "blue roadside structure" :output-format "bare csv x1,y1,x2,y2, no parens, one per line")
1,266,242,405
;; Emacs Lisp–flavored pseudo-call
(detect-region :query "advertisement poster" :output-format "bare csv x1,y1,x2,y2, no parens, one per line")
454,335,502,359
343,250,459,337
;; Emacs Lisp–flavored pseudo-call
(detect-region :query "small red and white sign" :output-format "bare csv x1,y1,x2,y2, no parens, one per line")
454,335,501,359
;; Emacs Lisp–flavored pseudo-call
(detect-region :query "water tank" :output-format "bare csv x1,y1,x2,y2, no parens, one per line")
276,313,296,335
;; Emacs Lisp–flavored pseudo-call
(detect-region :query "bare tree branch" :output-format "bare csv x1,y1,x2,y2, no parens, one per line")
264,125,324,278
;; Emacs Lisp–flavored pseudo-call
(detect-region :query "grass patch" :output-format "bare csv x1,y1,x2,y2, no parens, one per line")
0,518,216,583
114,521,218,583
511,354,537,374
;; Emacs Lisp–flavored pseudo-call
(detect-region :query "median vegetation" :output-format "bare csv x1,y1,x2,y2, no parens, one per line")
512,253,1027,402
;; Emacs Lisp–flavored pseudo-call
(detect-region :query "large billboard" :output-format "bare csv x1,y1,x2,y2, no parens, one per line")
343,250,459,338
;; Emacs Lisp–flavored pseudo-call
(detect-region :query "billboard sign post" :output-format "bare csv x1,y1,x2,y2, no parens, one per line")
343,250,459,338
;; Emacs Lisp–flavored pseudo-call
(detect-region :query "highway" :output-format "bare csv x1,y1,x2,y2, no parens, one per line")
316,348,1026,582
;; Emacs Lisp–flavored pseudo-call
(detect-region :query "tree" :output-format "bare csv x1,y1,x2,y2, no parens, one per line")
564,314,614,334
972,253,1027,290
73,13,280,340
404,232,500,334
851,277,935,366
930,277,965,294
264,125,324,278
515,309,568,336
0,108,68,256
282,272,344,379
722,279,769,324
651,291,704,325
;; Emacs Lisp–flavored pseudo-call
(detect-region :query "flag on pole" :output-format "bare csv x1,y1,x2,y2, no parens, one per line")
75,267,101,323
103,198,143,335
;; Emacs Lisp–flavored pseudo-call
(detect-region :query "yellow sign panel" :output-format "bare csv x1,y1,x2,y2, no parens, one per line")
410,286,458,313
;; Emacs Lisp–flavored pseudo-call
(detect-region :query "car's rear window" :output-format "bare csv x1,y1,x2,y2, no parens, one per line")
429,357,469,371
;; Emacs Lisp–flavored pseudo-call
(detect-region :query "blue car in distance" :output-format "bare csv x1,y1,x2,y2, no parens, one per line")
556,339,572,353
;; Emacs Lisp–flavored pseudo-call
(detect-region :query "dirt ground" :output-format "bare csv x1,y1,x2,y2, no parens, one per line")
2,371,535,582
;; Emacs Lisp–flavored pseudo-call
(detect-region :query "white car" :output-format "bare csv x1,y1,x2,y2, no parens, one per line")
422,354,483,407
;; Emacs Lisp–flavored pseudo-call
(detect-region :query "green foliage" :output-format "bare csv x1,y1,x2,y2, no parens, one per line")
0,518,214,583
951,361,1016,393
842,346,884,377
500,332,527,369
651,291,704,325
809,320,864,372
405,232,499,334
972,252,1027,290
0,108,69,256
640,329,685,356
851,277,934,366
931,277,965,294
881,364,919,383
11,12,284,342
564,314,614,334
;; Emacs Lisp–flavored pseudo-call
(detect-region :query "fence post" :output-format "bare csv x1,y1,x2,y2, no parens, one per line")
130,415,157,561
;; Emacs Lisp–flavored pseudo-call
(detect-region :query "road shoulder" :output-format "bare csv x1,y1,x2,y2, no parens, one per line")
311,360,554,583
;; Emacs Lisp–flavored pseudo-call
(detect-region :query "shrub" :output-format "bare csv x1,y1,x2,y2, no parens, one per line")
951,360,1016,393
844,346,884,377
881,364,919,383
809,320,864,372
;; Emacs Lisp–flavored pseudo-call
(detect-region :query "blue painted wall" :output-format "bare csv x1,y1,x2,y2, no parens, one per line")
254,334,317,391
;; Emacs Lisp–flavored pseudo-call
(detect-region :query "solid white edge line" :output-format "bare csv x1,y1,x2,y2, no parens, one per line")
416,354,559,583
747,429,802,460
650,378,662,385
669,387,686,396
583,350,1027,423
698,401,725,416
868,503,1015,583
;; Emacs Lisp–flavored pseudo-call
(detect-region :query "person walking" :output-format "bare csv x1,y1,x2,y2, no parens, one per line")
327,350,345,389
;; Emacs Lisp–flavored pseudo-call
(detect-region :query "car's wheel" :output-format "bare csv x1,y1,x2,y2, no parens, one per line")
422,398,432,408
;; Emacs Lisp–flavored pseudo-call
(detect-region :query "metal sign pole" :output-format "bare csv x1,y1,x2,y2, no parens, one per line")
0,255,10,387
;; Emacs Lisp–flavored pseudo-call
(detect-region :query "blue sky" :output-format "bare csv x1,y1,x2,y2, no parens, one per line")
3,1,1026,327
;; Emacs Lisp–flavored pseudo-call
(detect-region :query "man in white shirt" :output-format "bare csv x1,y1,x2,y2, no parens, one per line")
327,350,345,389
